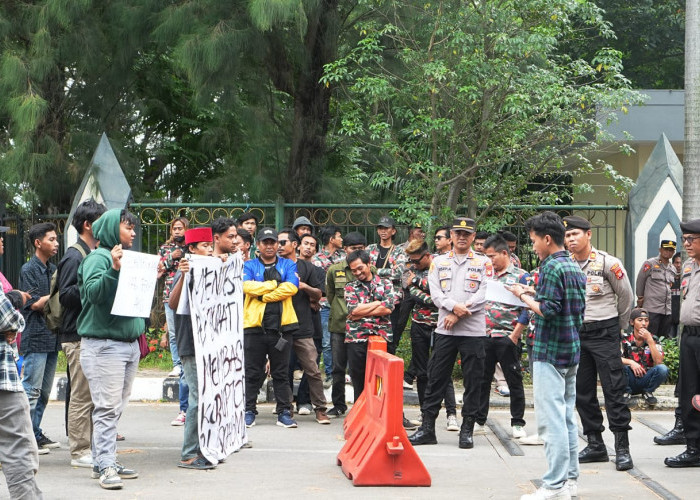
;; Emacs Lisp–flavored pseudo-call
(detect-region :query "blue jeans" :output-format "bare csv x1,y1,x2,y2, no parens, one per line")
80,338,139,471
180,356,200,460
533,361,579,490
165,303,189,412
320,306,332,377
22,351,58,440
625,364,669,394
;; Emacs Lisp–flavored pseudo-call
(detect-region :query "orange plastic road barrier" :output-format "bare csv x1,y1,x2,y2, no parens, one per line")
343,336,387,439
337,349,431,486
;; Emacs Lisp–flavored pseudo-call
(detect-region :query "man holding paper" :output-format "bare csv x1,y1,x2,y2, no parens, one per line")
77,208,145,491
478,235,530,440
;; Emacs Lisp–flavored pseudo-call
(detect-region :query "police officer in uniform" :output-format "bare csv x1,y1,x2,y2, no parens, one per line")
665,218,700,467
408,217,493,449
563,216,634,471
635,239,677,338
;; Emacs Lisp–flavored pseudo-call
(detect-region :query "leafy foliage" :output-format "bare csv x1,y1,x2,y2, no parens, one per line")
323,0,641,227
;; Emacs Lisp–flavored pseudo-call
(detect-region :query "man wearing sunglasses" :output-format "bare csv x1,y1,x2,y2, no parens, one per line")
665,219,700,468
433,226,452,255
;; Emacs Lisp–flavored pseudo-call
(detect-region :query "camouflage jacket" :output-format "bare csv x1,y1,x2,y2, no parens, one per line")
159,241,186,304
366,243,407,303
484,264,530,337
407,267,438,326
344,274,396,343
313,248,346,308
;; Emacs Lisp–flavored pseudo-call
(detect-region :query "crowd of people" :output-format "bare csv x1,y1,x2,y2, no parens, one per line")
1,205,700,499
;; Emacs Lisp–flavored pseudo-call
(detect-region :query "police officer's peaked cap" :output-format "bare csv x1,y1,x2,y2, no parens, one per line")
660,240,677,250
376,216,396,228
562,215,591,231
343,231,367,247
256,227,278,242
680,218,700,234
451,217,475,233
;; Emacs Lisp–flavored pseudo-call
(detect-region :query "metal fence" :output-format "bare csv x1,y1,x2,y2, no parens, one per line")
1,202,627,291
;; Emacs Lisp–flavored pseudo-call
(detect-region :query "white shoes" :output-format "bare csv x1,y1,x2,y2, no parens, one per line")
71,454,94,468
566,479,577,498
520,485,570,500
474,423,487,435
168,366,181,378
512,425,527,439
446,415,459,432
519,433,544,445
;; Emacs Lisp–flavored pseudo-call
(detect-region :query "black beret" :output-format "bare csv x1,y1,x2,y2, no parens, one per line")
562,215,591,231
680,218,700,234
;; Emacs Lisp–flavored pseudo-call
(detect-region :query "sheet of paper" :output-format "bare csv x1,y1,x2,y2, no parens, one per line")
111,250,160,317
485,280,528,308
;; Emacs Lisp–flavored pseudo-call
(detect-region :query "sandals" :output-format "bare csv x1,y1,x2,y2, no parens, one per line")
178,456,216,470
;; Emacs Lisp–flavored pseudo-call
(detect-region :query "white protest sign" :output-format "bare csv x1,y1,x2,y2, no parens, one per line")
187,254,246,463
485,280,528,308
111,250,160,317
176,255,211,315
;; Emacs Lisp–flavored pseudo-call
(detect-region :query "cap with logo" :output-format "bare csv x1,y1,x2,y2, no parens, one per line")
451,217,475,233
184,227,213,245
376,216,396,228
562,215,591,231
660,240,677,250
257,227,278,242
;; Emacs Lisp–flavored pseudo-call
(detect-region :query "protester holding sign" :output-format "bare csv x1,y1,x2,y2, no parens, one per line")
168,226,217,470
77,208,145,491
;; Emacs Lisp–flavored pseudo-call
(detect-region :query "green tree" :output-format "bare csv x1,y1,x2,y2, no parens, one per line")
323,0,640,225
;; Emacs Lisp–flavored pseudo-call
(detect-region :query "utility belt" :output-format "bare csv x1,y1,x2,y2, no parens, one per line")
579,317,618,333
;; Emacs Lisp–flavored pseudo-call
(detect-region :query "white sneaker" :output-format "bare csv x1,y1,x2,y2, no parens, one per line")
403,380,413,390
99,466,123,490
520,485,570,500
297,404,312,415
168,366,181,378
512,425,527,439
566,479,577,498
519,434,544,445
38,448,50,455
496,385,510,397
446,415,459,432
474,423,487,435
171,411,186,426
70,454,94,468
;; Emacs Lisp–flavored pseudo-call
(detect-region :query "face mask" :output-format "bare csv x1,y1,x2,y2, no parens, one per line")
174,235,185,244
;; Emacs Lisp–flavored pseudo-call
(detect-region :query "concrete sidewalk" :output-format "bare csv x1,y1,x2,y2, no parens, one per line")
6,402,695,499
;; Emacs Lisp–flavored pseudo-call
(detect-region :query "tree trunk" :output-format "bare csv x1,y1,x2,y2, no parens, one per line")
685,0,700,219
283,0,338,203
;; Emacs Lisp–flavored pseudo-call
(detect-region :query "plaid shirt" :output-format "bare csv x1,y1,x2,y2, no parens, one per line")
485,265,530,337
344,274,396,343
159,241,186,303
1,290,25,392
19,255,58,354
532,250,586,368
622,332,663,369
407,267,438,326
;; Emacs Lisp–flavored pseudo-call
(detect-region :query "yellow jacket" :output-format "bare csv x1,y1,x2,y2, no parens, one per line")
243,279,299,332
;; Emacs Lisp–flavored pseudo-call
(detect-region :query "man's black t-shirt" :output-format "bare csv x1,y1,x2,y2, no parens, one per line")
291,260,325,339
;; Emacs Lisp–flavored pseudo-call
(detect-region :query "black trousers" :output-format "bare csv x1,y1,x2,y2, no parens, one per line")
679,327,700,440
422,334,485,420
477,336,526,427
576,319,631,434
388,296,413,355
410,321,456,414
244,332,293,414
347,341,370,401
330,332,348,412
648,312,673,339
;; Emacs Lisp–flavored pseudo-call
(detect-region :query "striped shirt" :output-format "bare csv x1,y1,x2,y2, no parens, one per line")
532,250,586,368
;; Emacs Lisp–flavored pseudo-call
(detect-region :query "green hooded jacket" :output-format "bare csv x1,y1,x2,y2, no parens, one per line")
76,209,145,341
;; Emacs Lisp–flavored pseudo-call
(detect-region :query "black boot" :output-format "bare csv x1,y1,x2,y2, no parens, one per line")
459,417,475,449
664,439,700,468
408,416,437,445
654,415,685,445
578,431,609,463
614,431,634,471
